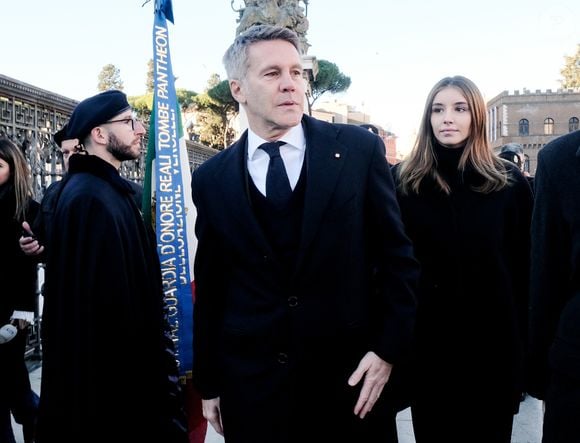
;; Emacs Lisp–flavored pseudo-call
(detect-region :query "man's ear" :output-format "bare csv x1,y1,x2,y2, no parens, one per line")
230,79,245,104
89,126,108,146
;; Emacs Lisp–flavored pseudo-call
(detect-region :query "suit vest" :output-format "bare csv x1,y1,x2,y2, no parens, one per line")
248,161,307,273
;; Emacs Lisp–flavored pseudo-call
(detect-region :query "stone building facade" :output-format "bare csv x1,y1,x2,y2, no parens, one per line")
487,89,580,174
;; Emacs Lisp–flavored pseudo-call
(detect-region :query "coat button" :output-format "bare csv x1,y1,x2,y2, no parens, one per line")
288,296,298,307
277,352,289,364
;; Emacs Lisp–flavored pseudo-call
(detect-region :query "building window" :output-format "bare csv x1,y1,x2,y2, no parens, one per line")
519,119,529,136
570,117,579,132
544,118,554,135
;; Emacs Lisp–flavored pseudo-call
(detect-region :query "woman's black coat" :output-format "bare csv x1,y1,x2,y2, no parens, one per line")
392,147,533,414
0,187,39,441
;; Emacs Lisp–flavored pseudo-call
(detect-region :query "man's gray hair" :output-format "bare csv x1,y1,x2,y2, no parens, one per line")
223,25,301,81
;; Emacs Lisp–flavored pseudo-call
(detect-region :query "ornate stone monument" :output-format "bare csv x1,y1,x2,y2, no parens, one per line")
231,0,311,54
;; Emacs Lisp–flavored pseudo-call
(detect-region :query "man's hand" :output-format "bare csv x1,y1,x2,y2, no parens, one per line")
20,221,44,256
348,351,392,419
202,397,224,436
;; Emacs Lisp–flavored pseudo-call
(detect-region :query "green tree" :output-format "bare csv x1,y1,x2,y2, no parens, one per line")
194,75,238,149
206,73,221,90
146,59,154,93
97,63,124,91
127,88,197,140
176,88,198,111
194,94,229,148
128,89,197,118
307,59,351,114
560,44,580,89
128,93,154,119
208,80,238,148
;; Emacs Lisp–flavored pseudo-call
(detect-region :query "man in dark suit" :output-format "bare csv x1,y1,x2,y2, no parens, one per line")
191,25,418,443
528,129,580,442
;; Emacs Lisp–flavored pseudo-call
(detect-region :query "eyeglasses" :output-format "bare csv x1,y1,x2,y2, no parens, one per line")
103,117,141,131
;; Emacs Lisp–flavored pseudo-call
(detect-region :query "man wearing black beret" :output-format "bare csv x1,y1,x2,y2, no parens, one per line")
20,121,144,258
36,90,188,442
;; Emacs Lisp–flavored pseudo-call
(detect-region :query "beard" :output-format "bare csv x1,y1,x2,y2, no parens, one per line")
107,133,141,162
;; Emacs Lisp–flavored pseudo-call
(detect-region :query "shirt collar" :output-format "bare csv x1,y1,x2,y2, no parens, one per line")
247,123,306,160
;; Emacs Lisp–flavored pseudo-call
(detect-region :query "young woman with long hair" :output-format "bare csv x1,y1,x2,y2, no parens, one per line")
393,76,533,442
0,137,40,443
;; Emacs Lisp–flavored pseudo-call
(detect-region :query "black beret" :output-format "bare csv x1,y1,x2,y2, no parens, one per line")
66,90,130,142
53,124,68,147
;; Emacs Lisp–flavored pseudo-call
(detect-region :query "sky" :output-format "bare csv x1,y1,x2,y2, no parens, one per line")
3,0,578,154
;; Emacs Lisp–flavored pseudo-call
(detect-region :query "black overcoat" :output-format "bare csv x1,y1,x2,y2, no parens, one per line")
37,155,186,443
0,190,39,442
191,115,419,443
392,146,533,429
0,190,38,326
528,129,580,399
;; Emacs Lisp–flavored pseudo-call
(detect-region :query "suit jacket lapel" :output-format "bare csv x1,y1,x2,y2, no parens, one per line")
212,133,273,255
211,119,348,271
297,116,348,270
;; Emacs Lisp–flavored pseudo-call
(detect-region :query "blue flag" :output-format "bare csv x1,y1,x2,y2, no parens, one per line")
148,3,208,441
150,0,195,378
155,0,174,23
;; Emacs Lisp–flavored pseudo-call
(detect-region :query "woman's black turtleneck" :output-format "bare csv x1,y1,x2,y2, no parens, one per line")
0,183,16,215
433,143,466,190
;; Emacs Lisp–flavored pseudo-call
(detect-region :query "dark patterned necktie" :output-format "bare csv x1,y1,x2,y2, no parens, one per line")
259,141,292,207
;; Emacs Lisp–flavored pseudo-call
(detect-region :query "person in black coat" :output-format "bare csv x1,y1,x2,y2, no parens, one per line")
191,25,419,443
36,91,187,443
528,129,580,442
498,143,535,191
392,75,533,442
0,137,40,443
19,126,143,258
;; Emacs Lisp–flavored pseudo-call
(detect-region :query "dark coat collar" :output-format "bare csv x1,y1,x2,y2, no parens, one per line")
68,154,133,195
